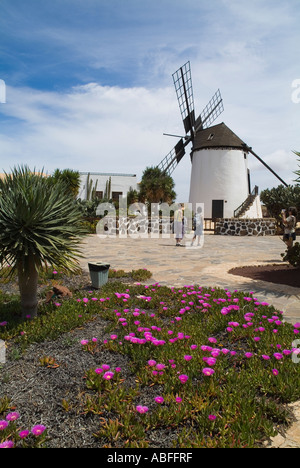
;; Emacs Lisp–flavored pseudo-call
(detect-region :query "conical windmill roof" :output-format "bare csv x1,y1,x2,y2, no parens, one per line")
192,122,246,152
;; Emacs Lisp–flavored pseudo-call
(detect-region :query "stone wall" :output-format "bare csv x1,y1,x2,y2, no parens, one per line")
215,218,276,236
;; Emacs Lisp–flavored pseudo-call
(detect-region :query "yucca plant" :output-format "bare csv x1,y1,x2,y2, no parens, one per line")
0,166,87,318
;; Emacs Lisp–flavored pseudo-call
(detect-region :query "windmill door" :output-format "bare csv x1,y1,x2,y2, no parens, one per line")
212,200,224,219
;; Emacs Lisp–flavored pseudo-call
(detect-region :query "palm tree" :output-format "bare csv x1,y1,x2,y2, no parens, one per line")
51,168,81,198
0,166,87,318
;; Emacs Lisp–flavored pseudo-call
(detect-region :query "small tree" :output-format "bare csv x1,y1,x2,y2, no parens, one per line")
138,166,176,205
0,166,87,318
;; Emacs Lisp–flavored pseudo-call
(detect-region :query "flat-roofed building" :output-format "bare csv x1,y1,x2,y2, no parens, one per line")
78,172,138,201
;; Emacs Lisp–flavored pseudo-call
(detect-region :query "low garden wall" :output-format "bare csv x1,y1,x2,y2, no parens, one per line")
214,218,276,236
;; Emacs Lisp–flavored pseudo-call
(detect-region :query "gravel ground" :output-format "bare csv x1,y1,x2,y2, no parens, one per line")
0,274,177,448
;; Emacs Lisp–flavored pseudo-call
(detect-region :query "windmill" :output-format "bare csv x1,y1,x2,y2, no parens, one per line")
157,61,288,219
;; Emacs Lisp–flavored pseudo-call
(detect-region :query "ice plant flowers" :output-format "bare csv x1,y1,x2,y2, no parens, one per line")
31,425,47,436
178,374,189,384
136,406,149,414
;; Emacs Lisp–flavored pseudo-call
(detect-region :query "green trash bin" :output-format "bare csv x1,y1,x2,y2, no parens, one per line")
88,262,110,289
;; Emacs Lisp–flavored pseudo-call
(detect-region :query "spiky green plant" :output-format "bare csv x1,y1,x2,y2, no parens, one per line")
0,166,87,318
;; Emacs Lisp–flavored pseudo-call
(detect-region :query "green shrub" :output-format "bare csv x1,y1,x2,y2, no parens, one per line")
282,242,300,268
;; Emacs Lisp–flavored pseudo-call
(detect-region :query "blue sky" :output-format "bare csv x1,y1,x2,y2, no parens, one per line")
0,0,299,200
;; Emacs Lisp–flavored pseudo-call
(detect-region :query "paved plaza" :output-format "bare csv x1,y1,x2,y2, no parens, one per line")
79,233,300,325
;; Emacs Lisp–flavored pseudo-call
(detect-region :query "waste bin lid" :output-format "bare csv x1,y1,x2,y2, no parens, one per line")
88,262,110,272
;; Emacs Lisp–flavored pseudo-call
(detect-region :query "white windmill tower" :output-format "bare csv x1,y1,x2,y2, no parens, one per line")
157,62,288,219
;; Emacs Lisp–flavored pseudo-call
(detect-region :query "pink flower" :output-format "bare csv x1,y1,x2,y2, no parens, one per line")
0,440,14,448
103,371,114,380
273,353,283,360
95,368,103,374
156,363,166,370
175,397,182,403
0,420,8,430
19,430,30,439
205,357,217,366
154,396,164,404
6,412,20,422
208,415,216,421
184,355,192,361
80,339,89,346
31,425,46,436
272,369,279,376
245,352,253,358
136,406,149,414
178,374,189,384
102,364,110,371
261,355,270,360
208,337,217,344
202,367,215,376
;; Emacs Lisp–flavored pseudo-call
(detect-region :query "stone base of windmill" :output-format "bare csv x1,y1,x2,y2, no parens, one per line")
215,218,276,236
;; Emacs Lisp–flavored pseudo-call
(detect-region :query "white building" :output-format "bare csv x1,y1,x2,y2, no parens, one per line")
78,172,138,201
189,123,262,219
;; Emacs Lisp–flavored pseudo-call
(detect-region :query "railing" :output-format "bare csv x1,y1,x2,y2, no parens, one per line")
234,186,259,218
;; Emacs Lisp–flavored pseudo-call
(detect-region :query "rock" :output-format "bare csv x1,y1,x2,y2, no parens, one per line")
45,285,73,303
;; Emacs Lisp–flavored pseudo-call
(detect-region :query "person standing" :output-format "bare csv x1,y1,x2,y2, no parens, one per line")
282,207,297,249
174,203,184,246
191,206,204,247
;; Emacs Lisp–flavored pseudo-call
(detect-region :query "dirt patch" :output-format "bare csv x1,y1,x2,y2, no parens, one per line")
229,263,300,288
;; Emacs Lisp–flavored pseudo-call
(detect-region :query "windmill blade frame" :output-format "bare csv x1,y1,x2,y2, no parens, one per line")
157,138,189,176
172,61,195,135
195,89,224,132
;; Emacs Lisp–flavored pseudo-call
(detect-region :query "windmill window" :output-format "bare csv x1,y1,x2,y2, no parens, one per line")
207,133,214,141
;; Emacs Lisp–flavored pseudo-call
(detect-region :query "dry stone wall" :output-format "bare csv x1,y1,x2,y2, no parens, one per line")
215,218,276,236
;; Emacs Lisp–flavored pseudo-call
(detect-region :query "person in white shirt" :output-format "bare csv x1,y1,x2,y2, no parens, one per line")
174,204,184,246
